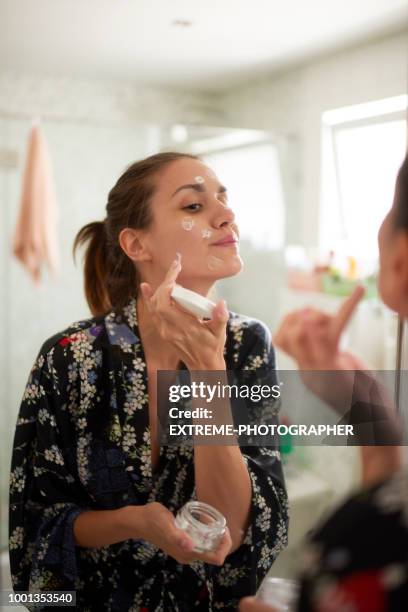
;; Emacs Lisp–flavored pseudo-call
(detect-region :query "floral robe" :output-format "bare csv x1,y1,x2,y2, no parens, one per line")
297,468,408,611
9,298,289,611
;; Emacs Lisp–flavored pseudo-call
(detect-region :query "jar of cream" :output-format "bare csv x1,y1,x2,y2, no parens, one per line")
174,501,226,552
256,577,299,611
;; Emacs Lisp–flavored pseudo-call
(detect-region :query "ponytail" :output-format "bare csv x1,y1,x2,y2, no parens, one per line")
73,221,111,317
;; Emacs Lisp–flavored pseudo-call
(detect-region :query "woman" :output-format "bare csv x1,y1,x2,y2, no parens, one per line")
239,154,408,611
9,152,289,611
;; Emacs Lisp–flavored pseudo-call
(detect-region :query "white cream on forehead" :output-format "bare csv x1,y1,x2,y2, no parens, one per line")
206,255,223,270
182,217,194,231
193,174,228,211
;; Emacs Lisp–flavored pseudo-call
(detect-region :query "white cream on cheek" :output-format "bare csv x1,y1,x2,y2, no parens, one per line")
206,255,223,270
201,228,212,239
181,217,194,231
178,219,223,270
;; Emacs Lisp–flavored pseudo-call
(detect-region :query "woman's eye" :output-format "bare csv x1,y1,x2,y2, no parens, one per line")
183,203,202,212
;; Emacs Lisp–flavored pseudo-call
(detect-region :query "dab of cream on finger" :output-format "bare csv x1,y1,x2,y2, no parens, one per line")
206,255,223,270
201,228,212,239
182,217,194,231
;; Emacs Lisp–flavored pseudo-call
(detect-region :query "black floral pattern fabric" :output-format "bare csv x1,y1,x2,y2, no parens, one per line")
297,468,408,611
9,298,288,611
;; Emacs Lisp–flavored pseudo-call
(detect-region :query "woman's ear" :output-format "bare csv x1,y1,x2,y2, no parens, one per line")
118,227,152,263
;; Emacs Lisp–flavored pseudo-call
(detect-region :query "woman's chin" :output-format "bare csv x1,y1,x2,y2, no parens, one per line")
177,255,243,284
213,255,244,279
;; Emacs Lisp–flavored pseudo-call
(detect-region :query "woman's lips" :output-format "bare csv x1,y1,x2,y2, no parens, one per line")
211,241,238,248
211,234,239,246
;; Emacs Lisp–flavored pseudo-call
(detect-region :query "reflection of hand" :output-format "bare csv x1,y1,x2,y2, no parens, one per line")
123,502,232,565
273,286,366,371
273,285,403,486
273,286,367,410
238,596,278,612
140,253,228,370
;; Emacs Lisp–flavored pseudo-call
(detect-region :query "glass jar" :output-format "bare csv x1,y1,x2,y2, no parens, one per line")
174,501,226,552
256,577,299,611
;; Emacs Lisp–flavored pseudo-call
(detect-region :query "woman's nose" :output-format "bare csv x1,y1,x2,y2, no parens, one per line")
213,201,235,228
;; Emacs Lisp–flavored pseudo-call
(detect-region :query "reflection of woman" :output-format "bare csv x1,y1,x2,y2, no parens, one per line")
240,156,408,611
9,152,288,611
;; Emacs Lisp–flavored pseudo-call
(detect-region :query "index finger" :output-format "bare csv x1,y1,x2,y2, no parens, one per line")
162,252,182,288
331,285,365,342
156,253,182,310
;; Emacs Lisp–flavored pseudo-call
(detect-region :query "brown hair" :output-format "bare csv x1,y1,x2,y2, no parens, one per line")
394,152,408,231
73,151,199,317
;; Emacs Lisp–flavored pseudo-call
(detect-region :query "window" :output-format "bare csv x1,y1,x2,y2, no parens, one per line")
320,96,407,265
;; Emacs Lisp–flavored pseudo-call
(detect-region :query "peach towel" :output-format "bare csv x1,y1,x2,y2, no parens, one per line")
12,123,59,284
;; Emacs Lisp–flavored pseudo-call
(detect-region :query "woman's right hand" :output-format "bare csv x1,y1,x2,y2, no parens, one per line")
122,502,232,566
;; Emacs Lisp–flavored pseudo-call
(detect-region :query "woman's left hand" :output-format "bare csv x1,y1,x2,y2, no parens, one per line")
238,597,277,612
139,253,228,370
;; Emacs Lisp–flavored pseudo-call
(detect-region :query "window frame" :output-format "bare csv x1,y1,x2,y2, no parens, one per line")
320,100,407,255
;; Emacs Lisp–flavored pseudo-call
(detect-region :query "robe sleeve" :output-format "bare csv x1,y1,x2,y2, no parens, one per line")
9,344,91,594
212,319,289,604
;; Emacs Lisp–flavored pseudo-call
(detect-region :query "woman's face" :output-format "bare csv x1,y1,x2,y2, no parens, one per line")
378,185,408,316
139,158,243,293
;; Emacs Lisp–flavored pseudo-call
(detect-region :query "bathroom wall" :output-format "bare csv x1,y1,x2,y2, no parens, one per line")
207,29,406,377
216,28,408,246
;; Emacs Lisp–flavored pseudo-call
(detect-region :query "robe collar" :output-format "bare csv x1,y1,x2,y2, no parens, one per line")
104,297,156,498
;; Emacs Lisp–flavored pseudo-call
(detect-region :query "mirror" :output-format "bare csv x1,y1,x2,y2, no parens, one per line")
1,0,407,595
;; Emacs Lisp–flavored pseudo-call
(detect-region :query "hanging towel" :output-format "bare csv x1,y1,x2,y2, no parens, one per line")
12,122,59,284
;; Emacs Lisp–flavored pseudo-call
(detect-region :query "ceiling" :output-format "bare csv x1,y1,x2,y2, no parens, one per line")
1,0,407,92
